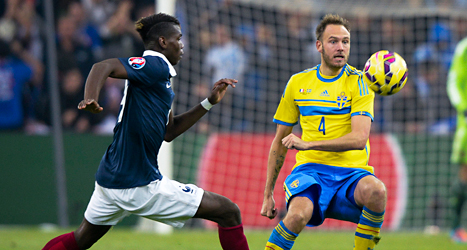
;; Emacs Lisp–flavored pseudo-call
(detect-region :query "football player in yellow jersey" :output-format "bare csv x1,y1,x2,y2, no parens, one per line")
261,14,387,250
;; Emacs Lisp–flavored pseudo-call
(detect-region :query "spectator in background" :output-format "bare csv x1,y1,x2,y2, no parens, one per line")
82,0,140,58
67,0,104,61
60,68,102,133
413,21,457,134
0,0,46,133
81,0,117,34
279,11,317,82
348,10,374,70
414,21,456,72
202,23,247,131
0,39,35,130
446,36,467,243
390,77,426,133
415,56,454,133
56,15,94,76
36,67,105,133
4,0,44,63
204,23,246,90
378,18,414,133
243,23,278,132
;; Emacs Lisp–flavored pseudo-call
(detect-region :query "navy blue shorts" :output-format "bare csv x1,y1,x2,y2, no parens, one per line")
283,163,374,227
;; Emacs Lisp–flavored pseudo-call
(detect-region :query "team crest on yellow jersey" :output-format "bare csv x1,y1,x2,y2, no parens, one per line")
291,180,299,188
337,92,347,109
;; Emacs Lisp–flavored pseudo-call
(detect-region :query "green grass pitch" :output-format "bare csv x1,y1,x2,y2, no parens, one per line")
0,227,464,250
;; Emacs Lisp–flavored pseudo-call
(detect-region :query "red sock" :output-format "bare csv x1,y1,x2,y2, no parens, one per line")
42,232,79,250
218,223,249,250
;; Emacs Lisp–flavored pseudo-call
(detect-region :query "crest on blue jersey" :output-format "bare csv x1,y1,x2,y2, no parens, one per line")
291,180,299,188
336,92,347,109
128,57,146,69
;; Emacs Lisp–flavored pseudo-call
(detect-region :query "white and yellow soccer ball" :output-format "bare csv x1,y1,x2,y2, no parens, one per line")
363,50,408,96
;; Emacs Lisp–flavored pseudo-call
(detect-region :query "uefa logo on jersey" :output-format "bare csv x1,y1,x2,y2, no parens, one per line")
336,91,347,109
128,57,146,69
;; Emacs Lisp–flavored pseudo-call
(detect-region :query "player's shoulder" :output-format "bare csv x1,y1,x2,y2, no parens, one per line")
290,66,319,80
343,64,363,77
143,54,170,67
124,55,169,73
344,64,373,97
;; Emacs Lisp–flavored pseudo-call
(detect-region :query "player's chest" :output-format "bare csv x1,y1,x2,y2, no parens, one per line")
294,83,351,109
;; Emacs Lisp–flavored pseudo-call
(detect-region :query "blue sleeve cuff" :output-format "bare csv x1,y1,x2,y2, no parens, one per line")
351,111,374,121
273,118,298,126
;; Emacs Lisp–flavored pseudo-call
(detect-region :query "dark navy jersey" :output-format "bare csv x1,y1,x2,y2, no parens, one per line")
96,50,176,188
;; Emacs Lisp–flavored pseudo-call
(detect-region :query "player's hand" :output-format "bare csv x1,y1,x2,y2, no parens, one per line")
207,78,237,104
261,196,278,219
282,133,310,150
78,99,104,114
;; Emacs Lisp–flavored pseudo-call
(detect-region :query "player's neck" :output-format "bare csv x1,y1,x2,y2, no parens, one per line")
319,63,343,77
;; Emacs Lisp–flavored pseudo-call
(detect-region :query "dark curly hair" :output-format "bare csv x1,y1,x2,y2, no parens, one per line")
315,14,350,41
135,13,180,48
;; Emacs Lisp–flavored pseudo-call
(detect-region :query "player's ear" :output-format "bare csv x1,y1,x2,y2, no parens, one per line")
158,36,167,49
316,39,322,53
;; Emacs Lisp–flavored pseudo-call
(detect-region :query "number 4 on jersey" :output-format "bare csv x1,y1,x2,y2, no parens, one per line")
319,116,326,135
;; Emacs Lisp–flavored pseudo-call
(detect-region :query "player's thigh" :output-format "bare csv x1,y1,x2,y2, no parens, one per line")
135,178,204,228
84,182,129,226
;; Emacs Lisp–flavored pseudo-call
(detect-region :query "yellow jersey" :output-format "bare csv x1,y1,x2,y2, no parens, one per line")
273,64,375,172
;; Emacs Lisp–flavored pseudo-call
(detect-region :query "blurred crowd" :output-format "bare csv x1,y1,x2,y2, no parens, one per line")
0,0,154,134
0,0,467,134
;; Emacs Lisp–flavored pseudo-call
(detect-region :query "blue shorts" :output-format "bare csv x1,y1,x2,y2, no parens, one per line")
283,163,374,227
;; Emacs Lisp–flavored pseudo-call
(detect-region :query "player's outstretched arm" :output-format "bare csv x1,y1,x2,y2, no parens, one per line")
78,58,128,114
164,78,237,142
261,124,293,219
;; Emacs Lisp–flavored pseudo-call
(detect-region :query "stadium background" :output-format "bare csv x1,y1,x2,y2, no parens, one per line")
1,0,467,237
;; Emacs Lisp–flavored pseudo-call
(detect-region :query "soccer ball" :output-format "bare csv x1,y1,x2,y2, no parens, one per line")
363,50,408,96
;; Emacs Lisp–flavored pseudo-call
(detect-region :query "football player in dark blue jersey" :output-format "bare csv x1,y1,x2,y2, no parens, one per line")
43,13,249,250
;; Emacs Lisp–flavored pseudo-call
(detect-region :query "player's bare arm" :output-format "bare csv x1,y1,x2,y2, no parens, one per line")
164,78,237,142
78,58,128,114
261,124,293,219
282,115,371,151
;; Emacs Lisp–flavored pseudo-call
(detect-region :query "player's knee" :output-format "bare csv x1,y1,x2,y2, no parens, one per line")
220,199,242,225
285,211,309,229
360,178,386,201
214,203,241,227
364,181,387,209
371,181,387,201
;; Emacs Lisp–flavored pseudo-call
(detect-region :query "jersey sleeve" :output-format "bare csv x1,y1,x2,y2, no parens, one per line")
447,38,467,112
118,56,170,87
273,77,299,126
350,74,375,121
